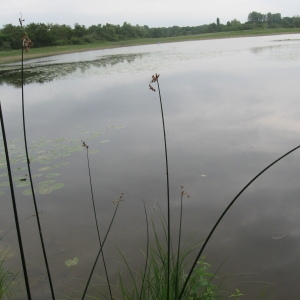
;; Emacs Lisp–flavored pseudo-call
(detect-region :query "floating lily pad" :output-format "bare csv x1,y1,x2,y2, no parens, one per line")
90,132,103,138
32,173,43,178
106,125,125,129
23,189,33,196
89,150,100,154
55,138,66,143
14,167,27,172
39,186,53,195
0,191,4,195
16,182,30,188
65,257,79,267
51,183,65,190
38,166,51,172
0,182,9,187
39,180,56,188
46,173,60,178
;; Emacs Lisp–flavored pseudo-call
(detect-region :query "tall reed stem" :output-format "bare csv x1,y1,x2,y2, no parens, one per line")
178,144,300,299
82,193,123,299
174,186,186,299
0,101,32,299
20,17,55,299
139,201,149,300
150,74,170,299
82,141,112,300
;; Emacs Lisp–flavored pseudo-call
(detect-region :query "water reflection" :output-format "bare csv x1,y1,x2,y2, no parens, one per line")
1,35,300,299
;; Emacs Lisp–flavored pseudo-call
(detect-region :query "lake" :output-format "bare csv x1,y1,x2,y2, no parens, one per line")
1,34,300,299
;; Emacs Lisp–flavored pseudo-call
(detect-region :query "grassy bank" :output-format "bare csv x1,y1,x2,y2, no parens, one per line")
0,28,300,64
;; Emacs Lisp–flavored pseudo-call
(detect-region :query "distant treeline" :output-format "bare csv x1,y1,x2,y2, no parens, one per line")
1,11,300,50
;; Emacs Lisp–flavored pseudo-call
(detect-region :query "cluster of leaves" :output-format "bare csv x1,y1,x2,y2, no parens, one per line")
0,127,120,196
1,11,300,50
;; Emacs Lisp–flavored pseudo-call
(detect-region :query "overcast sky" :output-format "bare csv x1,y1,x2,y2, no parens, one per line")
0,0,299,28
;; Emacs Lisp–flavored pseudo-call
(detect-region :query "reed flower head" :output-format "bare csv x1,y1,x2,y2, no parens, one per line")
149,73,160,92
22,34,33,52
113,192,124,204
181,185,190,198
81,140,89,149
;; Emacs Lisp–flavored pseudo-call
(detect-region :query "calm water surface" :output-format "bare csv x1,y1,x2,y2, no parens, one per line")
1,34,300,299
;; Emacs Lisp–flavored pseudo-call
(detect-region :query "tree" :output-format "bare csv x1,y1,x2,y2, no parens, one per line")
73,23,86,38
26,23,52,47
248,11,266,24
0,24,23,49
217,18,220,26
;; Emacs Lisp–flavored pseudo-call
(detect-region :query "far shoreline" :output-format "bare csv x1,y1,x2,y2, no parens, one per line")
1,28,300,64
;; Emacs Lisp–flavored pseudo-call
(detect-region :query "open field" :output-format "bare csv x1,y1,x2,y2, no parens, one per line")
1,28,300,64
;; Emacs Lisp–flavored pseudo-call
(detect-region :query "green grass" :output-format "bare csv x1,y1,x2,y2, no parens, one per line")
0,248,17,300
1,28,300,64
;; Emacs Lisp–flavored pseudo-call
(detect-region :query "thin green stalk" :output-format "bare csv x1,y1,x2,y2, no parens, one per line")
82,141,113,300
0,101,31,299
19,17,55,299
139,201,149,300
82,193,124,299
174,186,185,299
150,74,170,299
178,144,300,300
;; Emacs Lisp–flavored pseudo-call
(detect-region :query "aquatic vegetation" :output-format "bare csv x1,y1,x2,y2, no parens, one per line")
0,127,120,196
0,53,146,87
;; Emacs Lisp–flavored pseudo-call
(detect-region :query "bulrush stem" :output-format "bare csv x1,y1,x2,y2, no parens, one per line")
0,101,32,299
82,141,113,300
82,193,124,299
178,144,300,299
139,201,149,300
174,186,186,299
20,17,55,299
150,74,170,299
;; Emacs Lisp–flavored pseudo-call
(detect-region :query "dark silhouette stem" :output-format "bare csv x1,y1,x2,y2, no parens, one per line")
0,101,32,299
156,78,170,300
84,145,112,300
82,194,122,299
139,201,149,300
175,187,184,299
20,20,55,299
178,144,300,299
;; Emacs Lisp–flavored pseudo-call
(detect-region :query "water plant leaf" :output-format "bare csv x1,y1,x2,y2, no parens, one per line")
51,183,65,190
0,191,4,195
23,189,33,196
89,149,100,154
0,182,9,187
46,173,60,178
32,173,43,178
106,125,125,129
39,180,56,188
55,138,66,143
38,166,51,172
39,186,53,195
16,182,30,188
65,257,79,267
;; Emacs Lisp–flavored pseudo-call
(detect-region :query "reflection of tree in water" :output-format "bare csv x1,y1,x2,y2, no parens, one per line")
0,53,145,87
